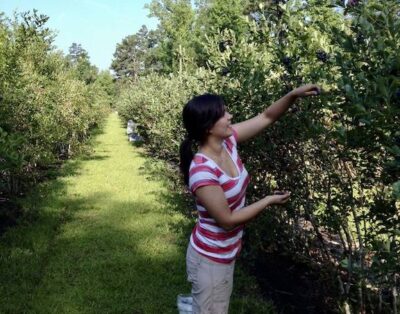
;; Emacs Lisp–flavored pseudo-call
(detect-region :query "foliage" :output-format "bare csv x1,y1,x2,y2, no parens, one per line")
111,25,162,81
67,42,99,84
192,0,250,67
116,69,216,161
113,0,249,78
145,0,196,73
118,0,400,311
0,11,112,217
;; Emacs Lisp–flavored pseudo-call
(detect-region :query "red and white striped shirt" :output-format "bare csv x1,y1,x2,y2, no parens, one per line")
188,129,250,264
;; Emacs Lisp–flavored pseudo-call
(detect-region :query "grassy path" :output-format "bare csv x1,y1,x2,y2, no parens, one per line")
0,113,190,313
0,113,275,314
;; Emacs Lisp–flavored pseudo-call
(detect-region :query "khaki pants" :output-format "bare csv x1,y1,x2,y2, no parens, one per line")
186,244,235,314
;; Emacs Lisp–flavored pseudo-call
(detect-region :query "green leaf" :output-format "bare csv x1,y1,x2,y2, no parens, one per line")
344,84,353,94
340,258,349,268
392,181,400,200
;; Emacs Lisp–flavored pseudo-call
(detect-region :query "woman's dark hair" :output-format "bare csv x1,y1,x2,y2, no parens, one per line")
179,94,226,185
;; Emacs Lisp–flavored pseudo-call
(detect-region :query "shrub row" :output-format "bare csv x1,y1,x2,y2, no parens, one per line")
0,12,112,220
117,69,216,162
117,1,399,311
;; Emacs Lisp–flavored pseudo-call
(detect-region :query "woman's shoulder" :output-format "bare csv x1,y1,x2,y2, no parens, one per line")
192,153,209,165
189,154,222,193
189,154,223,178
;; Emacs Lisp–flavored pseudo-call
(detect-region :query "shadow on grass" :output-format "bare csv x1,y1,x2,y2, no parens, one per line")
0,188,190,313
0,128,114,312
131,141,145,148
136,154,194,241
0,147,96,235
29,194,189,314
79,154,110,161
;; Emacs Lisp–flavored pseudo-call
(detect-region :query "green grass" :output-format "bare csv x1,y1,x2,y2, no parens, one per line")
0,113,275,314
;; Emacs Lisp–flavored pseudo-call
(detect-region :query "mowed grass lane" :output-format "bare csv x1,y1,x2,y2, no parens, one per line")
0,113,190,313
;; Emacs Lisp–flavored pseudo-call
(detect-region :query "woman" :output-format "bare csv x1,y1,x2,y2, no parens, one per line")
179,84,320,313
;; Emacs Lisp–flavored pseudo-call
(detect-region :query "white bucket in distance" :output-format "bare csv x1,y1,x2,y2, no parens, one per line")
177,294,193,314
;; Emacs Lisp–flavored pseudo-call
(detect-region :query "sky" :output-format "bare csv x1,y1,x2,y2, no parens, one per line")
0,0,158,71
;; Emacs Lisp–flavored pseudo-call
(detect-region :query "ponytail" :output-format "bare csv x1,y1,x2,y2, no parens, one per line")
179,137,194,186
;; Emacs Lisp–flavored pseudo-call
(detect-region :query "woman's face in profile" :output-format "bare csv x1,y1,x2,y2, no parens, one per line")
208,109,233,139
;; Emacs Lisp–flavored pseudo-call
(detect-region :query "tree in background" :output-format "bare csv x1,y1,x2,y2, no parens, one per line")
93,70,117,108
68,42,88,62
111,25,161,82
67,42,98,84
146,0,196,73
112,0,250,78
192,0,249,67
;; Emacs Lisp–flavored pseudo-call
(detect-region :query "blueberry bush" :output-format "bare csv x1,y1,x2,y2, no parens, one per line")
117,0,399,311
0,11,112,227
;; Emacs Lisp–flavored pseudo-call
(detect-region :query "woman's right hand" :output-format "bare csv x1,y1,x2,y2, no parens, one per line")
265,191,291,205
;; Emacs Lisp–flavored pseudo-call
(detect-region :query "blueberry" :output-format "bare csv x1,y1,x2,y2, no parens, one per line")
356,33,365,44
347,0,359,7
316,50,328,62
396,89,400,98
395,136,400,146
218,41,227,53
220,67,230,76
282,56,291,66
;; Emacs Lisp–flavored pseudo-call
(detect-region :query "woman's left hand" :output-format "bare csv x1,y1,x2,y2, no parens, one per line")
290,84,321,98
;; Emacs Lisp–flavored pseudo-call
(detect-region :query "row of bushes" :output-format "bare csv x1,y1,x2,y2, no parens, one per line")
0,12,113,225
117,1,399,312
117,70,214,160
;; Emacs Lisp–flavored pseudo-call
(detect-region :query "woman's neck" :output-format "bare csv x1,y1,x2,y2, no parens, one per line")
200,136,224,159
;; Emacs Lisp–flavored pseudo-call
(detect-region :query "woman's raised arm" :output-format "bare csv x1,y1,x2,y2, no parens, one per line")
232,84,320,143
